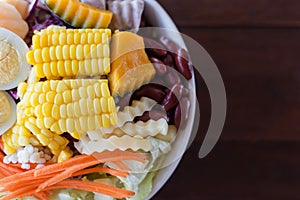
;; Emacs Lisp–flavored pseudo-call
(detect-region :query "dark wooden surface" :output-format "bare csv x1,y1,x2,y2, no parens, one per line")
153,0,300,199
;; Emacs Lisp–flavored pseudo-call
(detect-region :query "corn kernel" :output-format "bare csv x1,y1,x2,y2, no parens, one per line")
101,82,110,97
110,112,118,125
87,116,95,130
100,98,108,113
34,105,43,117
67,32,74,45
51,104,60,120
59,32,67,45
42,81,51,93
46,91,56,103
56,81,68,93
73,102,80,118
79,87,88,98
96,44,104,58
36,118,46,129
42,102,53,117
93,99,101,114
54,93,63,105
95,115,102,128
25,121,40,136
58,148,73,163
84,44,91,58
42,47,51,62
35,64,44,78
66,118,75,133
63,90,72,103
44,117,55,128
102,114,110,128
58,119,66,131
37,134,49,145
78,60,85,75
84,59,92,74
41,128,53,138
60,104,67,118
76,45,84,60
48,140,60,151
18,135,30,146
50,122,60,133
53,135,67,146
57,60,66,76
79,99,88,115
30,93,39,106
67,103,74,118
79,116,88,131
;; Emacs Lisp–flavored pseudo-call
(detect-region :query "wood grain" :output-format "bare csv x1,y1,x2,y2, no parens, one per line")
154,141,300,200
157,0,300,28
184,28,300,141
153,0,300,199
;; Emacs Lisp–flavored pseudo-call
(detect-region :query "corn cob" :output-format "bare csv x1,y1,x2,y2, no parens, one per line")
27,28,111,80
2,125,41,154
16,79,117,138
32,28,111,49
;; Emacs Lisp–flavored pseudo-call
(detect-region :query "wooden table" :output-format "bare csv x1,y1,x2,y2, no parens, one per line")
153,0,300,199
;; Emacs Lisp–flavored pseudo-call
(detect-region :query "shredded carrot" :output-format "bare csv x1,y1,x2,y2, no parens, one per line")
111,161,131,171
0,184,37,200
34,154,95,176
0,150,146,199
0,162,24,174
72,166,129,178
35,150,146,177
33,192,50,200
42,180,135,199
36,159,100,191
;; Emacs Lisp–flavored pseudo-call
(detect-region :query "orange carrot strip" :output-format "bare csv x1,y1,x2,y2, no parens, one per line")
10,162,50,170
33,192,50,200
42,180,135,199
0,162,24,174
34,150,146,177
0,184,37,200
111,161,130,171
0,170,34,185
1,178,45,192
72,167,129,178
0,167,13,177
34,154,95,177
36,159,100,191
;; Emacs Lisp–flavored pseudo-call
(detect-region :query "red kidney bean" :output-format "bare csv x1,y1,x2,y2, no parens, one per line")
174,97,191,129
162,84,184,111
174,48,193,80
149,57,167,75
134,110,169,122
130,83,167,104
144,37,167,58
164,53,175,68
160,36,179,53
167,110,175,125
165,69,181,86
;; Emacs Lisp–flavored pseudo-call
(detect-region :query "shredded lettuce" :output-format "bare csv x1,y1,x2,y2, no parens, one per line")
50,189,94,200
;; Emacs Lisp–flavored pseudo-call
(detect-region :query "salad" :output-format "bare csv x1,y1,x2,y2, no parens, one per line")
0,0,193,199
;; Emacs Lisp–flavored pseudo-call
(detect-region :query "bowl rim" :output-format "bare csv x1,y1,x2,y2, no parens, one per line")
143,1,197,199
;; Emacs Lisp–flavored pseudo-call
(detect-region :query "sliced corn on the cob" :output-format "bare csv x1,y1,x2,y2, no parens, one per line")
27,28,111,80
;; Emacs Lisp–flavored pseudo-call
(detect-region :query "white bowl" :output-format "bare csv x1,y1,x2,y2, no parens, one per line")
143,1,197,199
